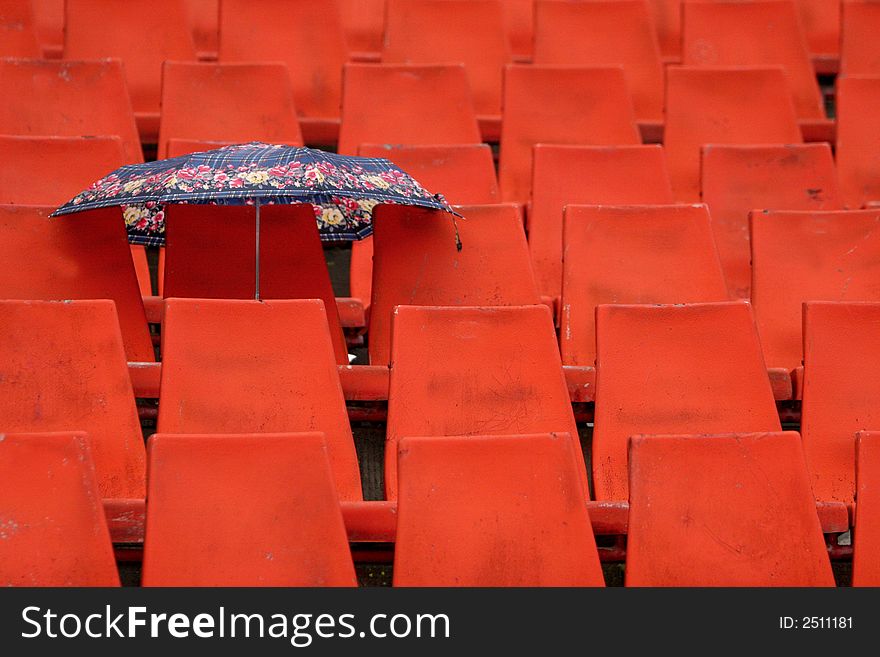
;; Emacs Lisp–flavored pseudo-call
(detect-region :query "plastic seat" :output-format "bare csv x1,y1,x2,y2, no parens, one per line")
157,61,303,159
533,0,664,123
664,66,802,201
0,433,120,586
218,0,348,143
529,144,675,300
368,203,540,366
800,302,880,504
700,143,843,298
64,0,198,142
184,0,218,59
649,0,682,62
157,298,362,500
142,433,357,586
854,432,880,586
836,75,880,208
801,0,840,68
0,205,155,362
561,204,729,367
32,0,63,57
626,432,835,586
162,204,347,363
0,58,143,163
499,65,640,204
502,0,534,60
593,301,781,501
394,434,603,586
351,143,499,306
0,300,146,497
340,0,384,58
681,1,825,121
382,0,511,131
337,63,482,156
751,210,880,372
0,0,41,57
841,1,880,75
386,305,586,500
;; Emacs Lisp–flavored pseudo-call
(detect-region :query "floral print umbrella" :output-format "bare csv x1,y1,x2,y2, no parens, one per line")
52,142,458,246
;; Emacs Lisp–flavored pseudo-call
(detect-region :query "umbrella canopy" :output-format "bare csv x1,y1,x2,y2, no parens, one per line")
51,142,457,246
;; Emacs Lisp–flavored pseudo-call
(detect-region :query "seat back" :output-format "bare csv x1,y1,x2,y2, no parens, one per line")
157,298,361,500
561,204,729,367
533,0,664,122
142,433,357,586
394,434,604,586
64,0,197,119
0,205,154,361
593,301,781,500
157,62,303,159
499,65,640,204
626,432,834,586
0,432,120,586
751,210,880,371
162,204,347,363
801,302,880,504
665,66,802,201
0,300,146,497
0,58,143,162
218,0,348,121
854,432,880,586
386,305,584,500
32,0,63,56
836,75,880,209
185,0,219,57
841,1,879,75
368,203,540,365
529,144,674,299
351,143,500,305
681,0,824,120
340,0,384,56
0,0,41,57
701,143,843,298
0,135,126,205
800,0,840,63
338,63,481,155
382,0,510,117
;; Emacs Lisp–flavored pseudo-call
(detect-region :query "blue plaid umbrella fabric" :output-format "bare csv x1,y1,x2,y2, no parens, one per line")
52,142,457,246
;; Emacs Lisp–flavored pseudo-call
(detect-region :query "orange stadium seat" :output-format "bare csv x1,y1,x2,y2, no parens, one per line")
368,204,540,366
854,432,880,586
31,0,63,57
0,433,120,587
337,63,482,156
700,143,843,298
498,65,640,204
841,1,880,75
382,0,511,138
626,432,835,586
340,0,384,59
528,144,674,300
648,0,682,62
185,0,219,59
681,1,825,122
560,204,729,367
0,299,146,498
165,139,239,157
0,205,155,362
0,0,41,57
502,0,534,61
64,0,198,142
750,210,880,372
394,434,604,586
218,0,348,144
351,143,499,307
0,58,143,163
533,0,664,124
0,135,152,296
157,298,362,500
801,302,880,504
157,61,303,159
836,75,880,208
386,305,586,500
800,0,840,70
162,204,348,364
593,301,781,501
664,66,802,201
142,433,357,586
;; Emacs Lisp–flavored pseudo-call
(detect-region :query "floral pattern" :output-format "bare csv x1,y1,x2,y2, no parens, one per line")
52,142,457,246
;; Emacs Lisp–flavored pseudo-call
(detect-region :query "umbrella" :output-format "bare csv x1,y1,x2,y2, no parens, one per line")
51,142,460,247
